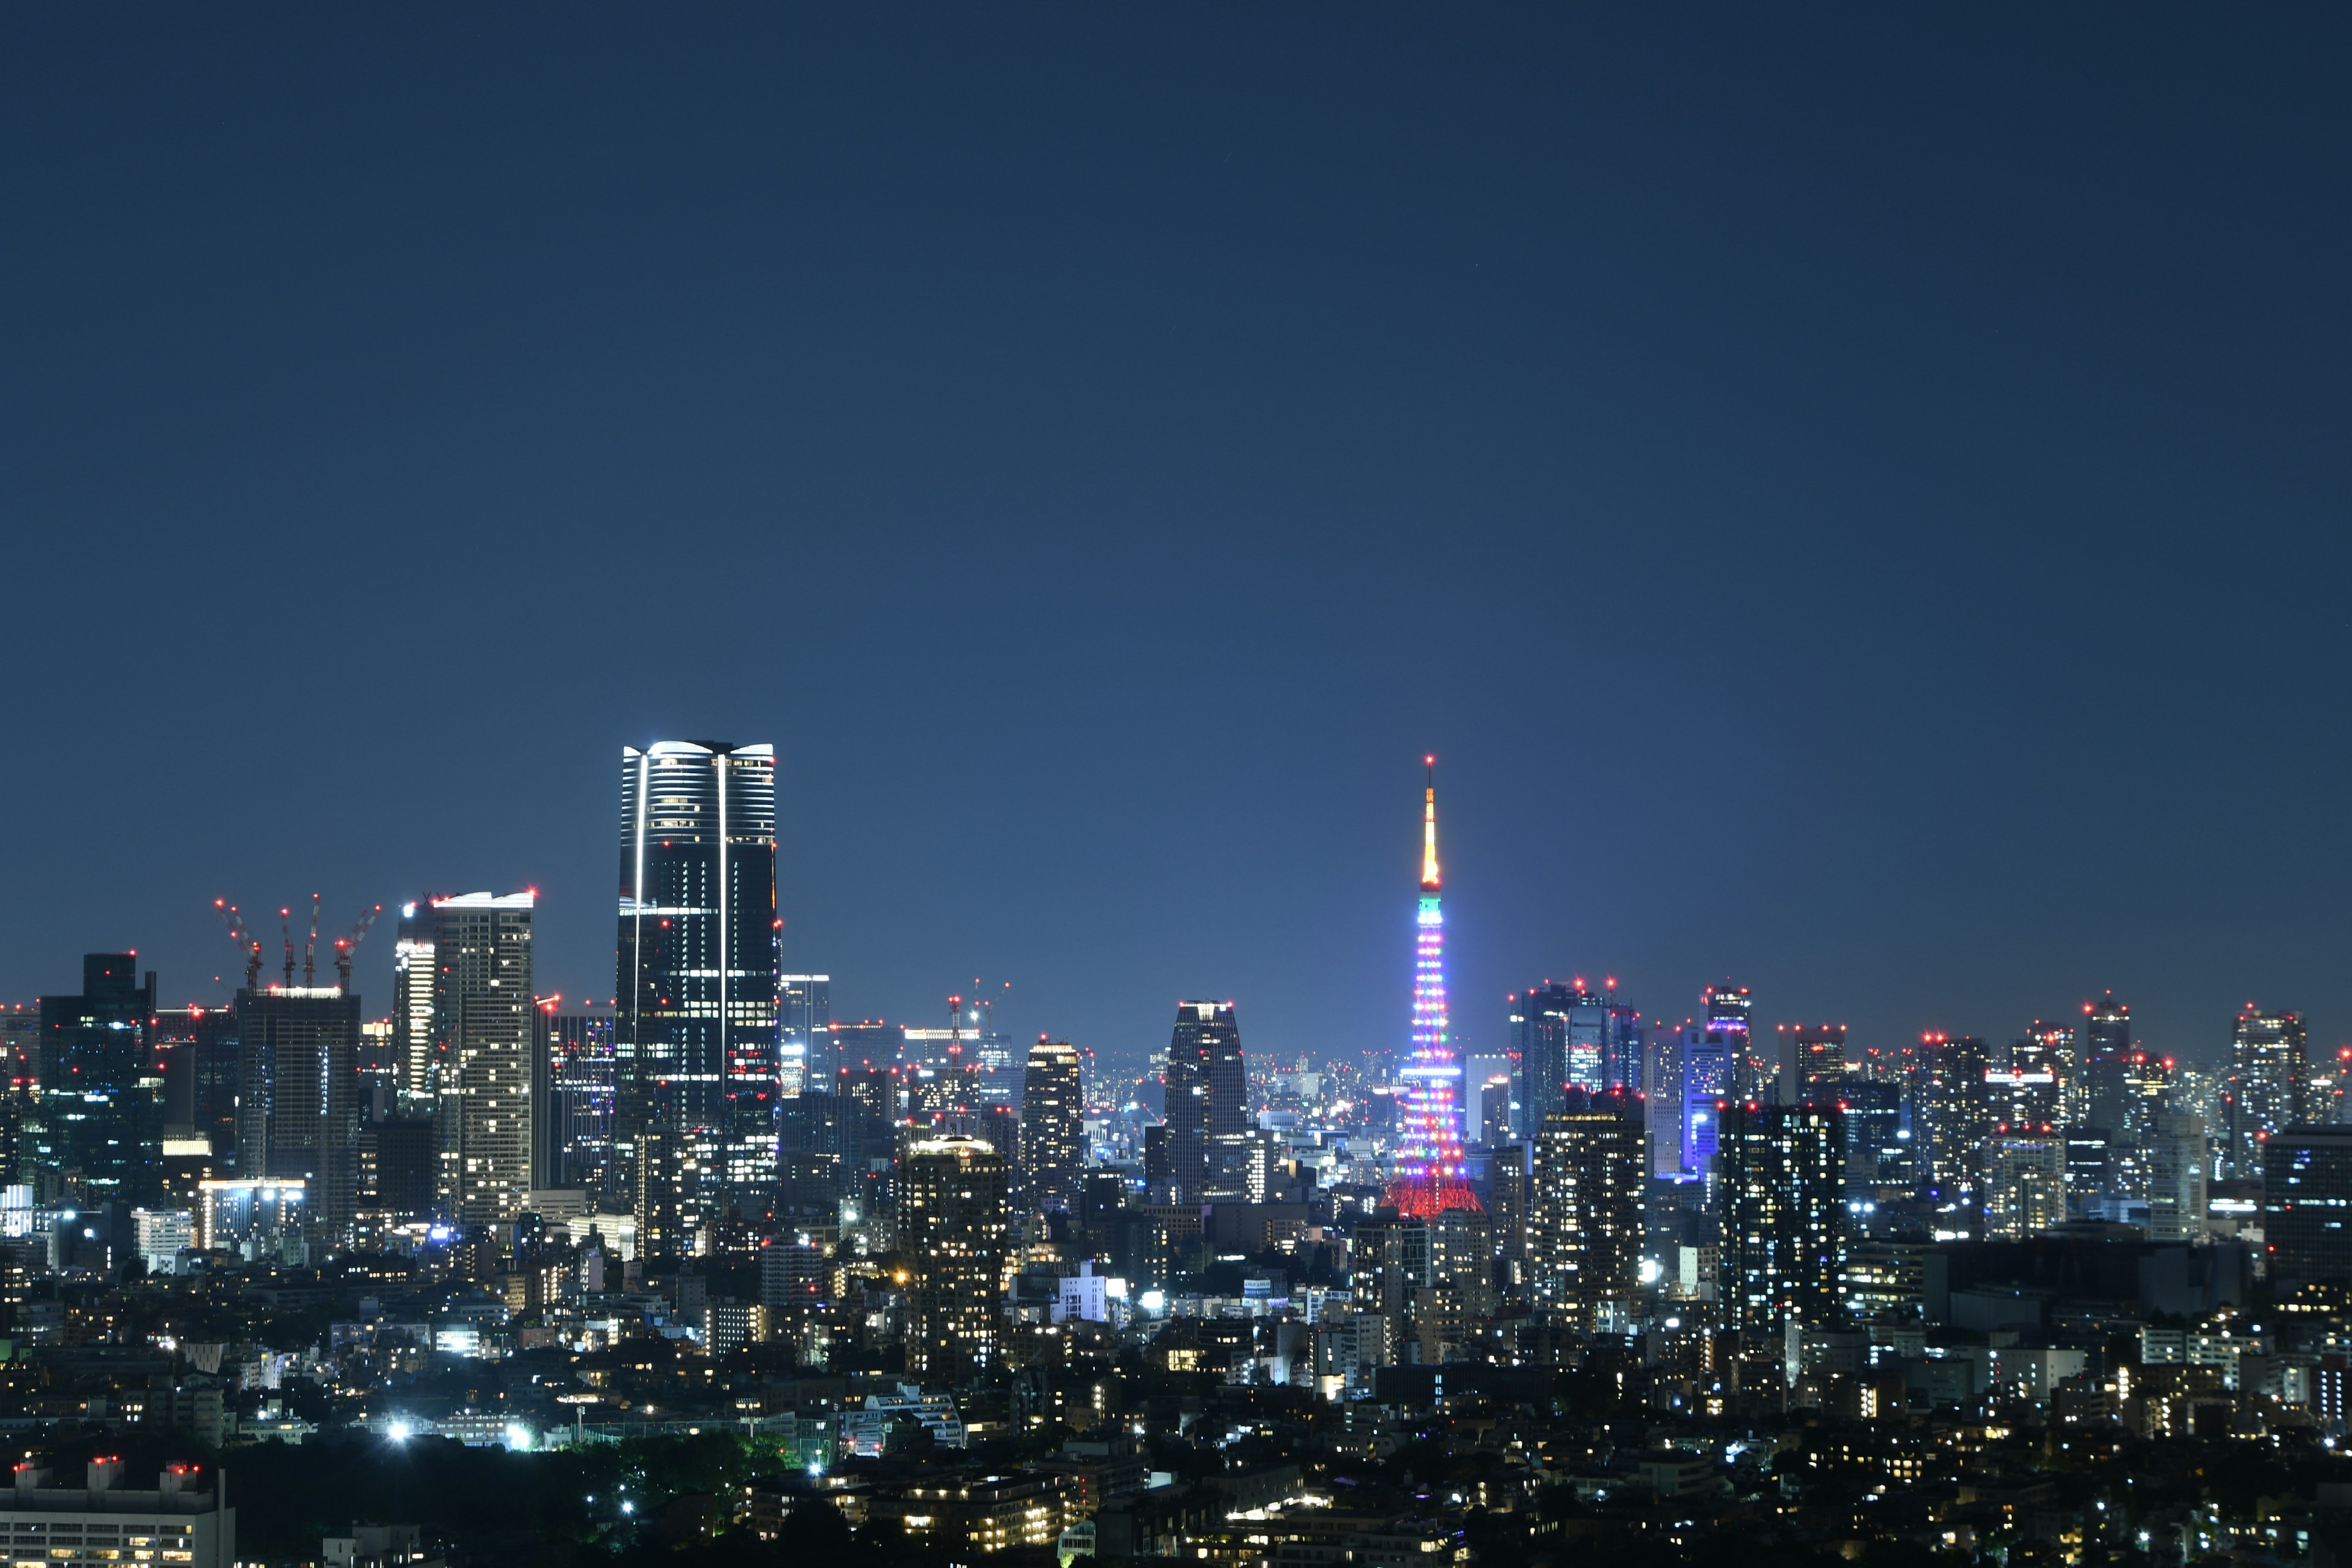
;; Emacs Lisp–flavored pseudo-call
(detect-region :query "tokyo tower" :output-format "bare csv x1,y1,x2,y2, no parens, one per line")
1384,758,1482,1218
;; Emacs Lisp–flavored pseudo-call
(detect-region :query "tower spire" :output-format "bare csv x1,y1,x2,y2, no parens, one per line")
1422,755,1439,891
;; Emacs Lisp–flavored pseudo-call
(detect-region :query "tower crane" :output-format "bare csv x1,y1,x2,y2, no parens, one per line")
279,908,296,987
333,904,384,991
212,900,263,992
301,893,322,988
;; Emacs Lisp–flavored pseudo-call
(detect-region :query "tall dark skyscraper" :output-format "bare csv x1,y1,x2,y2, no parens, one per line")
1529,1092,1645,1330
1717,1100,1846,1330
779,974,830,1096
1703,982,1762,1101
2228,1005,2307,1175
540,1007,616,1196
1922,1031,1992,1205
36,956,161,1205
616,741,782,1225
1162,1000,1243,1202
235,985,363,1237
1017,1036,1083,1215
431,892,535,1231
1510,979,1634,1129
2079,992,2133,1135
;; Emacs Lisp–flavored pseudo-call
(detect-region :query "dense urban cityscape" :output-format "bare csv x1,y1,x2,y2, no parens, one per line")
2,742,2350,1568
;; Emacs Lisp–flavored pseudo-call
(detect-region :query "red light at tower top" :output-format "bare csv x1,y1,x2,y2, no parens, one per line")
1385,761,1481,1219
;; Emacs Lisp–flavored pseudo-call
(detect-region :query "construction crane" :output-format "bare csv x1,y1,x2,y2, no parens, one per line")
212,900,263,992
332,904,383,991
279,908,296,988
301,892,322,988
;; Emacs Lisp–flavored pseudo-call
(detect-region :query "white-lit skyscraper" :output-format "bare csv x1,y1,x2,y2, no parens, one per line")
431,891,535,1231
780,974,830,1097
617,741,782,1232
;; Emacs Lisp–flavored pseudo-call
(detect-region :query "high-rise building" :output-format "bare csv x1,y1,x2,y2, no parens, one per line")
154,1004,238,1167
1385,764,1479,1220
2078,993,2131,1129
1163,1001,1244,1202
1017,1037,1084,1215
2228,1005,2307,1175
1988,1031,2062,1134
37,956,162,1205
540,1008,616,1195
1982,1134,2065,1238
391,903,438,1100
1680,1020,1732,1183
234,985,363,1237
431,892,535,1232
1921,1033,1992,1204
1839,1079,1907,1193
1784,1024,1848,1100
898,1135,1011,1379
1510,980,1643,1123
780,974,831,1096
616,741,782,1223
1509,982,1577,1134
2146,1111,2209,1243
1717,1101,1845,1330
2264,1126,2352,1287
1704,983,1761,1101
1529,1092,1645,1330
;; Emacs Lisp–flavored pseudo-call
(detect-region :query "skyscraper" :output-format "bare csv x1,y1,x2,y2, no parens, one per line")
1921,1033,1992,1204
2079,993,2131,1129
1017,1037,1084,1215
1529,1092,1645,1330
235,985,363,1238
2228,1005,2307,1175
1982,1133,2065,1238
1386,763,1478,1220
1784,1023,1848,1099
37,956,162,1205
1162,1001,1243,1202
1717,1100,1846,1330
616,741,782,1223
540,1007,616,1196
779,974,831,1096
431,892,535,1232
390,903,437,1100
1704,982,1760,1101
2263,1126,2352,1287
898,1134,1011,1379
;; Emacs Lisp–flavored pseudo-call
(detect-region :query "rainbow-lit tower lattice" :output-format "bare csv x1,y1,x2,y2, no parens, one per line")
1384,758,1482,1218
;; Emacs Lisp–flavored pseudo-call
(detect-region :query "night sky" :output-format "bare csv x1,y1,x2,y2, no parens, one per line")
6,9,2349,1079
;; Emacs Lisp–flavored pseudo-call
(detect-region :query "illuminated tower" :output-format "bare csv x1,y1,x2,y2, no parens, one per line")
1385,761,1479,1218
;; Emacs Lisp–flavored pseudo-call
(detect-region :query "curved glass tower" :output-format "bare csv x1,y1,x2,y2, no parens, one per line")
617,741,782,1226
1386,761,1480,1218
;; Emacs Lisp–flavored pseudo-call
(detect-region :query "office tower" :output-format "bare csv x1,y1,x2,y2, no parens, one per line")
1681,1022,1731,1182
780,974,831,1096
1988,1033,2062,1133
898,1135,1011,1380
1982,1134,2065,1238
1163,1001,1244,1203
2311,1047,2352,1127
827,1020,900,1078
1703,982,1760,1101
1350,1209,1433,1365
1488,1142,1529,1283
1840,1079,1907,1193
37,956,162,1205
1645,1025,1686,1176
2079,993,2132,1129
2064,1126,2111,1199
2121,1051,2173,1142
1017,1037,1084,1214
1784,1024,1848,1100
154,1005,238,1166
1385,766,1479,1219
390,902,438,1099
1921,1033,1991,1202
1461,1052,1513,1147
2228,1005,2307,1174
541,1008,617,1195
2146,1111,2209,1243
235,985,363,1238
2264,1126,2352,1286
616,741,783,1219
1509,982,1576,1134
431,892,535,1232
1528,1092,1645,1330
1717,1101,1845,1330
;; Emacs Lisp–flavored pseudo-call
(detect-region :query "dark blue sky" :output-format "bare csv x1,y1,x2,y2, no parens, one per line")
5,9,2348,1077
